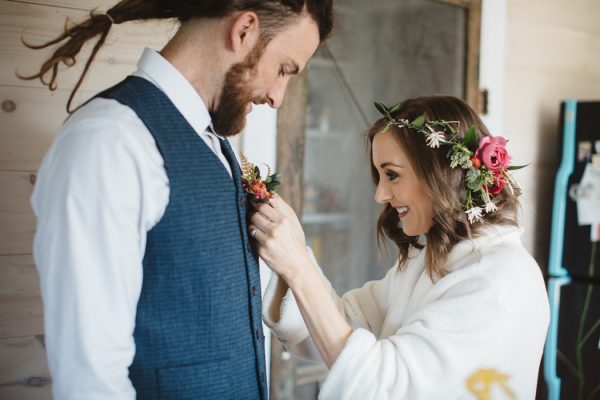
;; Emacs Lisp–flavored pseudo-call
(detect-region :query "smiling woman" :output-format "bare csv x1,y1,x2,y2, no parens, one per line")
367,95,521,280
251,94,549,400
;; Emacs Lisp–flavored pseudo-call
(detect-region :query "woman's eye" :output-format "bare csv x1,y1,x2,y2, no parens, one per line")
385,171,399,181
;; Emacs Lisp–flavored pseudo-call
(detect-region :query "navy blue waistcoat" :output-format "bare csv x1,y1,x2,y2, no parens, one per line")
97,76,267,399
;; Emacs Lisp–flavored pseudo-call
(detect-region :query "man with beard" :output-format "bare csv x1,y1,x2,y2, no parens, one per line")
27,1,333,398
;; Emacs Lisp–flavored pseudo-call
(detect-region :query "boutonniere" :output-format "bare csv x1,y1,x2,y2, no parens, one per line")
241,154,282,203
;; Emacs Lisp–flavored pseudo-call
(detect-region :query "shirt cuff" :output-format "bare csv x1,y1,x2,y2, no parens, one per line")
262,246,325,346
262,272,310,346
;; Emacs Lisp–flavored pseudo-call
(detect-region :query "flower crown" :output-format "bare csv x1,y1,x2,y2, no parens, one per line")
374,101,526,224
241,154,281,204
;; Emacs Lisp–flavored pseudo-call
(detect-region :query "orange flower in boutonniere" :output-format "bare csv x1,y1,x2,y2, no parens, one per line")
241,154,281,204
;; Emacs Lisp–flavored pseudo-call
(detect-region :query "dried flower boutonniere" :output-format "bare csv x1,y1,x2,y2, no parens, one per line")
241,154,282,203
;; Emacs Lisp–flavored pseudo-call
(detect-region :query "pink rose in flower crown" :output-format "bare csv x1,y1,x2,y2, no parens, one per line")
475,136,512,171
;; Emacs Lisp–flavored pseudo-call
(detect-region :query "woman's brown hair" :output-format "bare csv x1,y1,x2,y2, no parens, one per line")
367,95,521,280
18,0,334,112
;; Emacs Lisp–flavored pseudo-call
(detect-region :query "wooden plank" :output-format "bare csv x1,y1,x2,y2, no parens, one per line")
0,335,51,399
507,19,600,78
508,0,600,35
0,86,74,171
0,172,36,255
7,0,115,11
0,85,94,171
0,255,43,338
1,1,177,90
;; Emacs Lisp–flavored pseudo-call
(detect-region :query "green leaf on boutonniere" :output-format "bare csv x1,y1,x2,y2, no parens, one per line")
462,126,478,151
412,115,425,128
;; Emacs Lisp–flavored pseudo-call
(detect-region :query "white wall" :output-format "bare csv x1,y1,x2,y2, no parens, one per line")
504,0,600,263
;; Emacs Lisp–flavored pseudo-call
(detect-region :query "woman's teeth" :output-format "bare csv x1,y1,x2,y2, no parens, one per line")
396,206,409,217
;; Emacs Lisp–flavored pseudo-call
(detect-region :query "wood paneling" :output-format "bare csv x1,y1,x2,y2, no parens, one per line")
1,1,177,91
0,335,51,399
0,255,43,338
0,1,180,397
0,172,36,255
0,86,86,171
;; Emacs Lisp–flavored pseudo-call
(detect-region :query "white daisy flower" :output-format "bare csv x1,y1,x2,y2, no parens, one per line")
465,206,483,223
485,202,498,213
426,131,445,148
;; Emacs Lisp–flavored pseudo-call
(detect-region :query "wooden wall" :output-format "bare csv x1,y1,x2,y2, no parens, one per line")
504,0,600,266
0,0,176,397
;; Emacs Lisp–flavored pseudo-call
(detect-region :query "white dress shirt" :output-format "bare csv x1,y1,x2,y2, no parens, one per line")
32,48,233,399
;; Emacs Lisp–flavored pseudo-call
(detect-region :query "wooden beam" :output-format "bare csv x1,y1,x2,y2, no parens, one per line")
270,69,309,400
275,69,308,213
465,0,482,111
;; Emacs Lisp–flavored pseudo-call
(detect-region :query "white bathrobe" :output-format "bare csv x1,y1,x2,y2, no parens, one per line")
263,225,550,400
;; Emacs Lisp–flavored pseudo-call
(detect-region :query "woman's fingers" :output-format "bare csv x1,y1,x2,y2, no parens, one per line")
251,211,273,233
248,224,264,241
255,202,282,223
269,196,295,218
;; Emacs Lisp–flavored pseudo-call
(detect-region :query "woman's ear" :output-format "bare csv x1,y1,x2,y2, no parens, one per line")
228,11,260,54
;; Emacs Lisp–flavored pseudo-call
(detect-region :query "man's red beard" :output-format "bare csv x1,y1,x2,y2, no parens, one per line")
211,40,267,137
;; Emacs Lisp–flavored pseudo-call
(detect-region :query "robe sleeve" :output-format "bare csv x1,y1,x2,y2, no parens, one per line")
318,272,503,400
262,248,396,363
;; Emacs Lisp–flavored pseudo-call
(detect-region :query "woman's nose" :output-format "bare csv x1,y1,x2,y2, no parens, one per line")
374,182,391,204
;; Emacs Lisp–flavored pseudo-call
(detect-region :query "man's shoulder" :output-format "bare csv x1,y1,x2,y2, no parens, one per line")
55,96,156,153
65,96,144,134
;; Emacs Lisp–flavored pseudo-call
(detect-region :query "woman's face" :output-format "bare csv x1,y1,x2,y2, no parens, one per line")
372,130,434,236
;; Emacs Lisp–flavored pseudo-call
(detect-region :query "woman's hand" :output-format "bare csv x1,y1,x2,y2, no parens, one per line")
249,196,311,283
251,196,353,368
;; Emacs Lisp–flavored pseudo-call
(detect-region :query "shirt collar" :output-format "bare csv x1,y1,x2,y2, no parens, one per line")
133,48,214,137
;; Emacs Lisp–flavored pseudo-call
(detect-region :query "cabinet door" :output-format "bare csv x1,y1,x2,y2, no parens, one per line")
271,1,481,399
